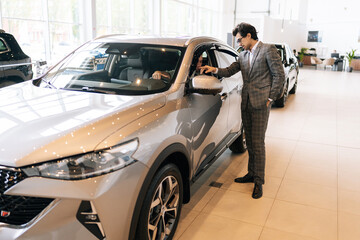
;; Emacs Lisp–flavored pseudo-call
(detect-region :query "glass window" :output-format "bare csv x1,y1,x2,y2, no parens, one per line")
1,0,43,20
47,0,80,23
178,0,193,4
0,39,8,52
133,0,151,34
109,0,131,34
47,0,83,63
0,0,83,63
215,49,237,68
95,0,151,36
189,50,208,78
161,0,193,36
1,0,46,60
49,22,82,62
1,18,46,60
41,42,185,95
198,9,212,36
198,0,219,11
1,0,224,63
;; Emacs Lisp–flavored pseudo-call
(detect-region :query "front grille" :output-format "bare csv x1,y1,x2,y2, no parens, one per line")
0,168,26,192
0,168,54,225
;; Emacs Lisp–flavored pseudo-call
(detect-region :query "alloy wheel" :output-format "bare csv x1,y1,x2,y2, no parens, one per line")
148,175,179,240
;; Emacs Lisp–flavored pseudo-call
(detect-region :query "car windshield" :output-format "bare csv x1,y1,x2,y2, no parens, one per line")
38,42,185,95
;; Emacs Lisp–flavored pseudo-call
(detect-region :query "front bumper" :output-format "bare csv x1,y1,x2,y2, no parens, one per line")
0,161,148,240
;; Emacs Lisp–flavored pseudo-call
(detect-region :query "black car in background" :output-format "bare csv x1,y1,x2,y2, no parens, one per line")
237,43,299,108
0,30,33,88
274,43,299,107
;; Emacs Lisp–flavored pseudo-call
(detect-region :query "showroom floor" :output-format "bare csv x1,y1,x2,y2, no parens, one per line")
173,68,360,240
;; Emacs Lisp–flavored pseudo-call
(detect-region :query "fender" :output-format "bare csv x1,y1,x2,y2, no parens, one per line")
128,143,191,240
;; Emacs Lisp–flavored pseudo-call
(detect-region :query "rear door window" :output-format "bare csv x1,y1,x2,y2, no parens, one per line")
0,39,8,52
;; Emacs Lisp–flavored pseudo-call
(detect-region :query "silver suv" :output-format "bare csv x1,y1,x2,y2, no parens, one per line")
0,36,245,240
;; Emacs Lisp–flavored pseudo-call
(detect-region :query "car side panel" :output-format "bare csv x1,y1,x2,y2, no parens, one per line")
187,82,229,174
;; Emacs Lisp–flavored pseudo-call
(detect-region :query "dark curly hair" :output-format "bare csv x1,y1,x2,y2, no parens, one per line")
232,22,258,40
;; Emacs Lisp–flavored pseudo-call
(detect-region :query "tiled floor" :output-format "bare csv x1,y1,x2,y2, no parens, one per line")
173,68,360,240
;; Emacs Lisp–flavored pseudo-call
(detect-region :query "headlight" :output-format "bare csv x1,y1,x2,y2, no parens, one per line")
23,139,138,180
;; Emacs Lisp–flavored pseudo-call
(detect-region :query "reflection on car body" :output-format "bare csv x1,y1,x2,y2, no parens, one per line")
0,36,246,240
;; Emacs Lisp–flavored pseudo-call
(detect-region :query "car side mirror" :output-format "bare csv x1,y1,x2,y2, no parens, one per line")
189,75,223,95
289,58,294,64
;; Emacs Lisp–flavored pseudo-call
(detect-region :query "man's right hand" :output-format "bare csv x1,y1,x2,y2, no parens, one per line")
200,65,217,74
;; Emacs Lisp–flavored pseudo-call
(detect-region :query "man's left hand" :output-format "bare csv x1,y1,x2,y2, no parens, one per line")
266,99,272,107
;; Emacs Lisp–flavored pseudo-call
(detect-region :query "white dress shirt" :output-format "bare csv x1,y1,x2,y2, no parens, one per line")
248,41,259,67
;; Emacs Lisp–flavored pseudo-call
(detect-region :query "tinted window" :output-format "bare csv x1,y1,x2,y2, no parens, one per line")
40,42,185,95
215,49,237,68
0,39,8,52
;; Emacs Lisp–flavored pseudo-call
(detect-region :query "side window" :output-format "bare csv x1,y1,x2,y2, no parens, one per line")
282,46,288,64
189,49,210,78
0,39,8,52
215,49,237,68
285,45,292,63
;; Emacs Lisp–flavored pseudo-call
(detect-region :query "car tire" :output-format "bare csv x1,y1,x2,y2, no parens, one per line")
229,127,247,154
289,77,297,94
136,163,183,240
275,80,288,108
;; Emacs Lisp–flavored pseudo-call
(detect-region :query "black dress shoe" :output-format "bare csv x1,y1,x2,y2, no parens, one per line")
252,183,263,199
234,173,254,183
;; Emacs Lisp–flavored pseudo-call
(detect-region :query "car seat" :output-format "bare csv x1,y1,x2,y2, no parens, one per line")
119,54,149,81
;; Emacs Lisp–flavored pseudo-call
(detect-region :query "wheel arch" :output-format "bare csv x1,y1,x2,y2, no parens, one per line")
128,143,191,240
1,75,24,83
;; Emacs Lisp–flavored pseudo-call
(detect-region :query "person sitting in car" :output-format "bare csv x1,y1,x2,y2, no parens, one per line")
152,54,204,80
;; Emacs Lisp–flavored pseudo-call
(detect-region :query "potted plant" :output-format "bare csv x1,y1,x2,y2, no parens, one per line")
298,47,308,67
346,49,357,72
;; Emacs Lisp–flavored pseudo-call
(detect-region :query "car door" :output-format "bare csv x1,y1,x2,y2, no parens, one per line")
188,45,230,174
213,46,243,134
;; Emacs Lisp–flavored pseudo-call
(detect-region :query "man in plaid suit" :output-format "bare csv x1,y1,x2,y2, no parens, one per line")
201,23,285,199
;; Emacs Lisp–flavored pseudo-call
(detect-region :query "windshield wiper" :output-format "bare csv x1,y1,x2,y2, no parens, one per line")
80,86,116,94
41,79,57,89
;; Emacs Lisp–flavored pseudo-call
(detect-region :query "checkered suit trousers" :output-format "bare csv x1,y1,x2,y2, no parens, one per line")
242,97,271,185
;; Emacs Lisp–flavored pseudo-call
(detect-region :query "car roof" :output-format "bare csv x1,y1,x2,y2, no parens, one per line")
93,35,224,47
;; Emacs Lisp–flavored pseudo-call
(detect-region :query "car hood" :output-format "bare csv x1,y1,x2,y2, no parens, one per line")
0,81,166,167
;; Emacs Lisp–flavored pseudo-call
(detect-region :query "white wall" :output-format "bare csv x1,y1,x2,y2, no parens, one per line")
262,16,307,53
232,0,306,51
230,16,307,53
303,0,360,57
229,0,360,58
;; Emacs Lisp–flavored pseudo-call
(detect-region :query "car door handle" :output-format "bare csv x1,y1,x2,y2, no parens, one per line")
221,93,228,101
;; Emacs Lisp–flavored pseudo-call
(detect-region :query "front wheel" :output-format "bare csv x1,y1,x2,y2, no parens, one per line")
289,75,298,94
136,164,183,240
275,81,289,108
229,127,247,153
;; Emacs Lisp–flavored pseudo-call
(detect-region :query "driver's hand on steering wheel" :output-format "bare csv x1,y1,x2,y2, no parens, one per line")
152,71,170,80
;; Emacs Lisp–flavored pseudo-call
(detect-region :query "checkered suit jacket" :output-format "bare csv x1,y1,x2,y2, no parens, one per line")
218,41,285,110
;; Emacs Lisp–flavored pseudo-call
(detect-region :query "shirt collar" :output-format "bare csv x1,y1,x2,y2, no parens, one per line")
249,41,259,54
